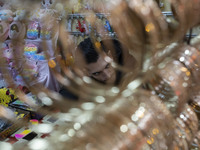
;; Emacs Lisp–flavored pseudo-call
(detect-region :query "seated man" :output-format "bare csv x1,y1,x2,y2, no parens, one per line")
74,37,137,85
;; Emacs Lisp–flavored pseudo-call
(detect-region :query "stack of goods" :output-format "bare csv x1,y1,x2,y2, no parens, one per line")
0,87,42,140
0,119,11,133
0,87,31,140
9,93,43,120
0,109,30,140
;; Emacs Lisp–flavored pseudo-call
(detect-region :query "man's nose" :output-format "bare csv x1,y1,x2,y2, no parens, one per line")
102,70,111,81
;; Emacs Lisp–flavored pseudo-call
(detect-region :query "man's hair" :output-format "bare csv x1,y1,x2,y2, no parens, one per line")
77,37,123,65
77,38,100,64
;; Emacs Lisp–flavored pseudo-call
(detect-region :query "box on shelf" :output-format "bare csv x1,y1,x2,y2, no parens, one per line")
0,109,30,140
8,93,43,120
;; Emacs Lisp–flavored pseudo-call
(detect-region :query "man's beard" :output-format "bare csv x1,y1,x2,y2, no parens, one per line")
91,70,122,86
91,77,107,85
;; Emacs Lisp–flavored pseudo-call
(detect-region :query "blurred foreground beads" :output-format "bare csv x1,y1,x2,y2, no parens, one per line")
1,0,200,150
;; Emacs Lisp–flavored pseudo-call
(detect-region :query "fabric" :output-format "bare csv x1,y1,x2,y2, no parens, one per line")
32,59,60,92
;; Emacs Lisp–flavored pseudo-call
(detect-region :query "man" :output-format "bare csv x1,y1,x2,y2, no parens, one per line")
74,37,137,85
59,37,138,100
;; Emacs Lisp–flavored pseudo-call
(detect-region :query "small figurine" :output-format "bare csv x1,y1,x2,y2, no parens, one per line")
40,0,58,18
9,21,26,40
0,2,13,22
41,0,55,9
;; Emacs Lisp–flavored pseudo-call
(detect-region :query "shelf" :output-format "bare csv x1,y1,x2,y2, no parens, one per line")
67,13,110,19
68,31,116,37
67,12,173,19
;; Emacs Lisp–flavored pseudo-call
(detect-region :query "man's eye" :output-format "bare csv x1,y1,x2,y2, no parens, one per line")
105,64,110,69
92,72,100,76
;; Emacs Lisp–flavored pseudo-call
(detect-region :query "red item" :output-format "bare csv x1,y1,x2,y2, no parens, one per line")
7,136,18,144
76,20,85,33
41,133,50,138
6,90,10,95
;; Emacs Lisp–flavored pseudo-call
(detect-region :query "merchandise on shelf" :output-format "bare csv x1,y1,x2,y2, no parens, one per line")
41,0,56,9
9,21,26,40
2,43,12,59
9,93,43,120
33,53,46,60
66,13,116,42
0,9,13,22
82,19,88,34
104,19,112,32
0,88,17,107
26,21,40,40
0,119,11,133
0,108,30,140
24,43,38,54
23,60,38,79
13,9,26,22
40,27,52,40
67,18,72,32
76,19,85,33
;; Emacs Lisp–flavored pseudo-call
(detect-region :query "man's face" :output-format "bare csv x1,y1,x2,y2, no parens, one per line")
86,53,116,84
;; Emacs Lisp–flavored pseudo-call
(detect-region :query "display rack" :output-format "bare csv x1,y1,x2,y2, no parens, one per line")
66,12,115,38
68,31,116,37
67,11,199,39
67,13,110,19
162,11,173,16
